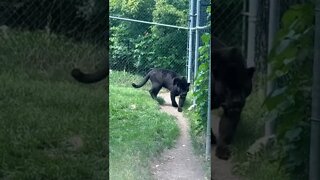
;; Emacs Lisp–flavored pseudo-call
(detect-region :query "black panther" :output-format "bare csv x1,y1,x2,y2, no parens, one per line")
71,61,108,83
132,68,190,112
211,47,255,160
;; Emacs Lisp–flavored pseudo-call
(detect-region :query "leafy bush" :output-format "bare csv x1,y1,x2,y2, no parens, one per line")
109,0,188,74
263,3,314,179
192,5,211,132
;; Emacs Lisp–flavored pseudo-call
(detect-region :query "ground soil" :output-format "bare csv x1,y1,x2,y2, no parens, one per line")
150,92,207,180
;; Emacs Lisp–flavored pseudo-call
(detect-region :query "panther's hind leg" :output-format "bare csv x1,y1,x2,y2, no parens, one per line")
149,84,162,99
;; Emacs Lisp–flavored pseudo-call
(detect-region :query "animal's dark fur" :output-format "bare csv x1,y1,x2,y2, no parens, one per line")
211,47,255,160
132,68,190,112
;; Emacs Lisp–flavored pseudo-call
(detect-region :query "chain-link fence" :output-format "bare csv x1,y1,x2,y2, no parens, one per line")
0,0,107,73
109,4,189,77
109,0,210,81
212,0,244,48
213,0,308,74
254,0,309,74
109,18,189,76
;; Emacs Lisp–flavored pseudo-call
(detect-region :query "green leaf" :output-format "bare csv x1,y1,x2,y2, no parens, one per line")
264,87,287,110
201,33,210,44
285,128,302,142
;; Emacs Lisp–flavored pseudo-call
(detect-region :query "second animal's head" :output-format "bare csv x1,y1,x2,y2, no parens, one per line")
212,47,255,114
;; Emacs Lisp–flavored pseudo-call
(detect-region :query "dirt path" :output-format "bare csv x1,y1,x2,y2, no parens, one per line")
211,110,241,180
150,92,207,180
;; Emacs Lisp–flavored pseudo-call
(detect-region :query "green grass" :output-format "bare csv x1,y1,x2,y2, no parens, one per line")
109,72,179,179
0,29,107,80
0,29,108,179
185,109,211,178
0,71,108,179
1,29,199,179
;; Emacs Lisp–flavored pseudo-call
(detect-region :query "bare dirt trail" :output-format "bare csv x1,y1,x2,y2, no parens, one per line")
211,110,241,180
150,92,208,180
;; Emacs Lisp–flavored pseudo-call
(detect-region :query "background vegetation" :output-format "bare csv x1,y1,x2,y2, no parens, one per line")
0,30,107,179
215,1,314,180
109,0,189,75
0,0,107,45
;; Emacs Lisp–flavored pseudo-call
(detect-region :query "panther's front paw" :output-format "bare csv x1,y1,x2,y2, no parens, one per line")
172,103,178,107
215,145,231,160
178,107,182,112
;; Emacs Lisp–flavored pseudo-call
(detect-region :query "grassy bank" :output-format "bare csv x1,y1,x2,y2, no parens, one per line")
0,29,108,179
109,71,179,179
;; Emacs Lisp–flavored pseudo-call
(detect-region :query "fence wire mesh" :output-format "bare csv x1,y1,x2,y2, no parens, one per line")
109,3,190,77
254,0,309,73
212,0,244,47
213,0,309,71
0,0,107,73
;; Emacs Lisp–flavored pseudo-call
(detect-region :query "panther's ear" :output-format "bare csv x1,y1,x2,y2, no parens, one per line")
173,77,180,85
247,67,255,79
181,76,187,81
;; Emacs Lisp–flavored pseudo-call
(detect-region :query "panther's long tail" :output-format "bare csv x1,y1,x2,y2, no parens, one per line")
71,65,108,83
132,72,150,88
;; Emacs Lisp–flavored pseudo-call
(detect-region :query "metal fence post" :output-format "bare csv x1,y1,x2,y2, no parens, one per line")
242,0,248,57
192,0,201,106
309,1,320,179
205,40,211,160
265,0,280,138
187,0,195,83
246,0,258,67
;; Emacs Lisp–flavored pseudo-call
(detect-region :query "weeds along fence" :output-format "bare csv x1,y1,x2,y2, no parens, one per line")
0,0,107,71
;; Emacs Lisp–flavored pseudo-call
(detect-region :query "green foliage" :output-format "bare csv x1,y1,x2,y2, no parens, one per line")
263,3,314,179
192,32,210,131
109,0,188,74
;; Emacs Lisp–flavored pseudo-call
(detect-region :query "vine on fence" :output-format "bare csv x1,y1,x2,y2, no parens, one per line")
264,3,314,179
193,6,211,133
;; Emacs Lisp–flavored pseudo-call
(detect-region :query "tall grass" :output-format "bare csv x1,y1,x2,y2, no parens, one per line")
0,29,106,81
0,29,108,179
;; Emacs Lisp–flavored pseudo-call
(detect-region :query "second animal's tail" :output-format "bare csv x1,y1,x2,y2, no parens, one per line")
71,66,108,83
132,72,151,88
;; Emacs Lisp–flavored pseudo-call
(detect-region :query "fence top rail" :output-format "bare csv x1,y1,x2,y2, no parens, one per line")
109,16,210,31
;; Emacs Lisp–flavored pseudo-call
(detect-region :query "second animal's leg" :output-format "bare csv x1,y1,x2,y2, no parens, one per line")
215,111,241,160
211,130,216,144
170,92,178,107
